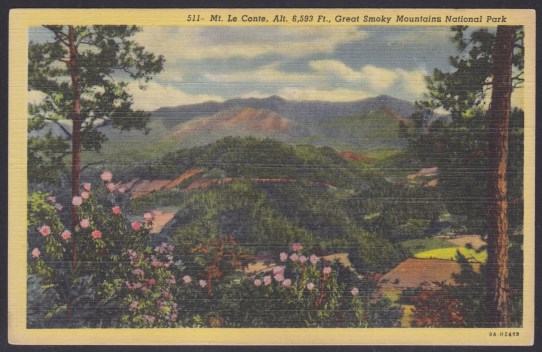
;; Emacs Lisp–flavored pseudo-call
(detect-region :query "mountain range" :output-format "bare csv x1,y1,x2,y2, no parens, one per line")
69,94,421,165
153,94,416,128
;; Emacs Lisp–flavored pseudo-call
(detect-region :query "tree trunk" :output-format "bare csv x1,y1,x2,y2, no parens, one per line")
68,25,81,268
485,25,516,328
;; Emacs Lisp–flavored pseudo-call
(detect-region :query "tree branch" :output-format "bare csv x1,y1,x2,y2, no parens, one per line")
45,118,72,139
50,29,70,47
80,160,106,174
75,33,93,47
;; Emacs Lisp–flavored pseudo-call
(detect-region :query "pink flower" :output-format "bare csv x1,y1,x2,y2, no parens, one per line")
279,252,288,262
299,255,308,264
131,221,142,231
290,253,299,262
31,247,40,258
323,266,332,275
132,268,144,277
351,287,359,296
100,171,113,182
107,183,116,192
72,196,83,206
61,230,71,241
46,196,56,204
253,278,261,287
199,280,207,288
282,279,292,288
274,274,284,282
182,275,192,284
143,212,153,223
91,230,102,239
263,275,272,286
38,225,51,237
143,315,155,324
150,257,162,268
54,203,64,211
306,282,315,291
81,191,90,200
119,187,126,194
146,278,156,286
272,266,284,275
127,249,138,261
292,243,303,251
80,218,90,229
310,254,320,264
162,290,171,299
166,276,176,285
111,206,121,215
129,300,139,311
83,182,92,191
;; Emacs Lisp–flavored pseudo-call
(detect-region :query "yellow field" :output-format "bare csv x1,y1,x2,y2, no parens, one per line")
414,247,487,263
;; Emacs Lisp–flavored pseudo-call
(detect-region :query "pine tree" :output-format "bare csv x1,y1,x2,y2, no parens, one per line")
485,25,517,327
28,25,164,228
408,26,523,327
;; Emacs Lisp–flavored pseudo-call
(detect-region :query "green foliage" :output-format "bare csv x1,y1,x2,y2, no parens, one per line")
409,26,524,233
128,136,443,271
134,136,359,187
28,133,70,186
167,182,315,254
28,25,164,185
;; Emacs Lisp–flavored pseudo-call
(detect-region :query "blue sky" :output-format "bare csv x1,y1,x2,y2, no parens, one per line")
29,26,499,111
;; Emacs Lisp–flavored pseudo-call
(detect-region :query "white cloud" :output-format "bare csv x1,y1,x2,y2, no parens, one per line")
359,65,400,91
28,90,47,104
308,60,362,81
203,63,317,83
128,82,223,111
135,27,368,60
203,60,428,102
238,90,276,99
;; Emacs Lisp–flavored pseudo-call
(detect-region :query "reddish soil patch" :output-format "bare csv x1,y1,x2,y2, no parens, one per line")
185,178,234,190
115,178,140,193
339,151,371,161
423,179,439,188
165,168,204,189
148,210,176,234
130,179,171,199
383,107,413,126
407,167,439,180
323,253,351,268
377,258,480,293
168,107,292,139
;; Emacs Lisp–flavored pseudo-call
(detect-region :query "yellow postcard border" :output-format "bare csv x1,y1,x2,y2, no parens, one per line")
8,8,536,346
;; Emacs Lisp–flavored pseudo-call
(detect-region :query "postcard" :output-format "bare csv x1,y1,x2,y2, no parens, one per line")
8,8,535,345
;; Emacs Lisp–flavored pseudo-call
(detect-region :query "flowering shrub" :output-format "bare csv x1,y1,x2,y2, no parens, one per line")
120,243,181,327
234,244,368,327
28,173,399,327
28,172,152,326
178,243,374,328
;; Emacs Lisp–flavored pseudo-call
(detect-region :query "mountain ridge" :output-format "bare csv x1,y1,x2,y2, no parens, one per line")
152,94,416,129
